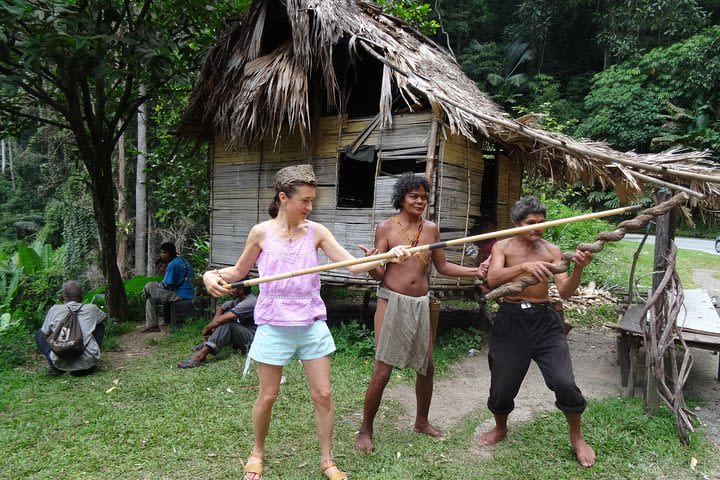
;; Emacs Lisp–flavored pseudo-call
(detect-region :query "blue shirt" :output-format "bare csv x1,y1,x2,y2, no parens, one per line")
162,256,194,300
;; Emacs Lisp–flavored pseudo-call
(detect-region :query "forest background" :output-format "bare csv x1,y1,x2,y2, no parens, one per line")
0,0,719,356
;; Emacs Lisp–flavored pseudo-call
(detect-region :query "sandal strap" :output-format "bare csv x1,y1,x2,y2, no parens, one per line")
244,450,264,476
320,462,348,480
243,461,263,475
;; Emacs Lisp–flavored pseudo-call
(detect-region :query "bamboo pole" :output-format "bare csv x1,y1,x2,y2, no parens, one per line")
227,204,642,288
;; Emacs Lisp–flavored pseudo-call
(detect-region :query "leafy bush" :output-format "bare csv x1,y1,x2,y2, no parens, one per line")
331,320,375,360
84,275,161,323
542,197,628,287
542,197,612,250
187,235,210,276
0,314,36,369
565,303,619,328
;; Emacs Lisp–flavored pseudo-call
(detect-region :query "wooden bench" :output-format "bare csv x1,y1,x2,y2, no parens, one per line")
609,289,720,397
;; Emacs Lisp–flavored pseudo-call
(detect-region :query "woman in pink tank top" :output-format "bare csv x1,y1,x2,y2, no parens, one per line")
203,164,409,480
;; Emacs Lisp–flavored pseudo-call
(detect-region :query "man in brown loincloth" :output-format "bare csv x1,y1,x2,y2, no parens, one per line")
354,172,486,453
479,195,596,467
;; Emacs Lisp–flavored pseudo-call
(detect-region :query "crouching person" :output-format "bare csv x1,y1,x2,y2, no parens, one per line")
177,284,256,368
36,280,106,376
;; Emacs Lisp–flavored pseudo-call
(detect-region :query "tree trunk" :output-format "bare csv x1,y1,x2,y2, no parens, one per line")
134,84,148,276
8,139,14,190
116,128,128,276
79,137,129,322
1,139,5,175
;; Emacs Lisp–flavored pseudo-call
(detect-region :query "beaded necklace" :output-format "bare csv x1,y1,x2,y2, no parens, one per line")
390,216,430,272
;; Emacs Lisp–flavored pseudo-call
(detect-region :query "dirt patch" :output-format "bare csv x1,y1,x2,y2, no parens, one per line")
103,323,170,369
386,327,621,429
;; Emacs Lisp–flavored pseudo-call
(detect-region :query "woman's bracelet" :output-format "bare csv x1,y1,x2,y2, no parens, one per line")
379,259,386,267
214,269,223,280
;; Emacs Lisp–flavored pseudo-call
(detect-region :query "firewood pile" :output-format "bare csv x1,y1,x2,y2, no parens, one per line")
548,281,620,314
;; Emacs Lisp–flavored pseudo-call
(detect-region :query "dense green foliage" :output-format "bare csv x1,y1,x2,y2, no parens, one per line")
577,26,720,152
0,0,250,320
375,0,440,34
425,0,720,158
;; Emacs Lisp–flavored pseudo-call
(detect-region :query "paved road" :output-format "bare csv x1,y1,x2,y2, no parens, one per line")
623,234,719,255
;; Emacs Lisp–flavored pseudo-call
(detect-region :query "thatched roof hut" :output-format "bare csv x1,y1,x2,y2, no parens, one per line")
181,0,720,288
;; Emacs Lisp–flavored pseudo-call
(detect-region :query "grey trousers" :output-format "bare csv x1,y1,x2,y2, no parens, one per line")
144,282,182,328
203,322,255,355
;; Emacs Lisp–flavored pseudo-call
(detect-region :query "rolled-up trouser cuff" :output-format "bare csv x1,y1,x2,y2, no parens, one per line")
556,399,586,415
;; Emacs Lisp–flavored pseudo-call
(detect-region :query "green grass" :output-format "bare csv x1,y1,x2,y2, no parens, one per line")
591,240,720,292
1,317,718,479
564,303,619,328
1,243,718,479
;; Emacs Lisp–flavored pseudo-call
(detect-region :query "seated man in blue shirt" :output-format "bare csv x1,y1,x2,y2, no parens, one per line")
177,284,256,368
142,241,194,332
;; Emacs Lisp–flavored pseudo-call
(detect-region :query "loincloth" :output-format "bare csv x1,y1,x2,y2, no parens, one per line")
375,285,431,375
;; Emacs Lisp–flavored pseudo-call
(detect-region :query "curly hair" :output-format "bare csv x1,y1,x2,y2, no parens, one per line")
510,196,546,223
391,172,431,210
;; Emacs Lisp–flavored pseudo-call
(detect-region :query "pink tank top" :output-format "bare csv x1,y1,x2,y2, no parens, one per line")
254,221,327,326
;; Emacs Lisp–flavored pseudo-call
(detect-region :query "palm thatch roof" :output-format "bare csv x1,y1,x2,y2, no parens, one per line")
181,0,720,211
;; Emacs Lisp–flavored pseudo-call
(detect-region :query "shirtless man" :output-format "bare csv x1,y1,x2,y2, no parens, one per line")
354,172,485,453
479,196,596,468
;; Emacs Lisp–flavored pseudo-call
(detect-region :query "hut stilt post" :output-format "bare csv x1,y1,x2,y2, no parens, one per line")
645,188,675,414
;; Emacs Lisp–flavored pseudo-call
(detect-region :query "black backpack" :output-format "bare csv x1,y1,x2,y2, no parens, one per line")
46,304,85,360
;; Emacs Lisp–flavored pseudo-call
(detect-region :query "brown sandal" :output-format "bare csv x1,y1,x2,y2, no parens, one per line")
244,450,264,479
320,462,348,480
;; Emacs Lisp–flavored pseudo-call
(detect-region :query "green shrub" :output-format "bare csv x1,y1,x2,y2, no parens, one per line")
0,315,36,369
565,303,619,328
84,275,161,323
331,320,375,360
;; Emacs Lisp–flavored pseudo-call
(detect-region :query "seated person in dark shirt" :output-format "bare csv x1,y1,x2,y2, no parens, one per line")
177,284,256,368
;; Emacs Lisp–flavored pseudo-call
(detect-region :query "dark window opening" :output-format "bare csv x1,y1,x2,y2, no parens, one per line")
337,146,378,208
343,52,384,118
379,159,426,176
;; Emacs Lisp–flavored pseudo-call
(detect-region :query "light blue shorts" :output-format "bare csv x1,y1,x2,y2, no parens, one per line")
248,321,336,366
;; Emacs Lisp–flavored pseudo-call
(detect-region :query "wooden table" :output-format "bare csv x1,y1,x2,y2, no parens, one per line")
610,289,720,396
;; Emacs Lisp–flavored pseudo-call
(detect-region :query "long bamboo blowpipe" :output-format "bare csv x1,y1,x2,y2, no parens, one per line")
227,204,643,288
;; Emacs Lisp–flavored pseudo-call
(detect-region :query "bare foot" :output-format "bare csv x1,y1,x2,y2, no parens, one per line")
413,421,444,438
354,430,375,453
571,437,596,467
478,426,507,445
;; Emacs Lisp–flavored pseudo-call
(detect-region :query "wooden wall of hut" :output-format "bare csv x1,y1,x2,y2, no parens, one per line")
210,111,522,290
495,151,523,230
